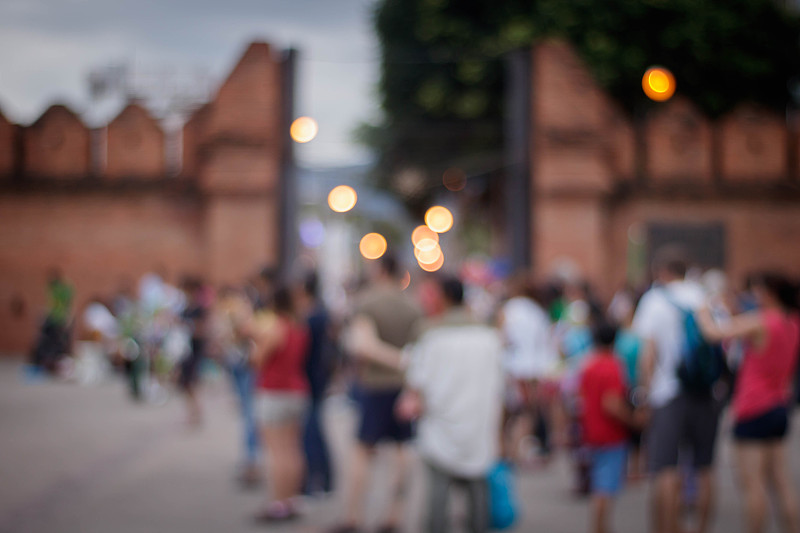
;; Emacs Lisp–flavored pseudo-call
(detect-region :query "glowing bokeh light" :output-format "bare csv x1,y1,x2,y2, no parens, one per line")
411,225,439,248
642,67,676,102
359,232,387,260
327,185,357,213
416,237,438,252
424,206,454,233
290,116,319,143
442,167,467,192
400,270,411,291
419,252,445,272
414,244,443,265
299,218,325,248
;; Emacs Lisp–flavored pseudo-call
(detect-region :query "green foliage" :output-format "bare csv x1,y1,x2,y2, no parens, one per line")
364,0,800,205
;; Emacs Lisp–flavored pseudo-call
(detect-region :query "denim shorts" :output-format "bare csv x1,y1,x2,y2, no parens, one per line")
255,391,308,426
591,444,627,495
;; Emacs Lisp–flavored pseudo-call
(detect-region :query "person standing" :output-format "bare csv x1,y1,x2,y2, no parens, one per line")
31,268,74,373
179,278,208,427
608,289,646,480
329,255,422,533
498,274,558,463
579,320,641,533
632,248,715,533
252,285,310,522
212,286,261,487
298,272,335,496
696,273,800,533
402,276,504,533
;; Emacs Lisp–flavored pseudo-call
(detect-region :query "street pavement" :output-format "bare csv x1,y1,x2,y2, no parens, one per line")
0,358,798,533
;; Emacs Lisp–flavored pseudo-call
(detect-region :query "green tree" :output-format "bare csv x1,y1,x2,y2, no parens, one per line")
362,0,800,208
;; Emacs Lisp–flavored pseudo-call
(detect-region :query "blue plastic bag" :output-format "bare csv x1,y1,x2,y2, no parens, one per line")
488,460,519,530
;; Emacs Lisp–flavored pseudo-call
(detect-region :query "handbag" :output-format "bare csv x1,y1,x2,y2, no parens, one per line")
488,460,519,530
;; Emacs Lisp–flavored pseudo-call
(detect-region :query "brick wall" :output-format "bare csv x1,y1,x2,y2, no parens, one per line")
105,103,166,179
530,41,800,295
0,41,286,354
23,105,91,179
0,110,14,177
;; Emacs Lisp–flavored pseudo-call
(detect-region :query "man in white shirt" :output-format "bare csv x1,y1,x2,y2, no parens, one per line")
633,247,717,533
401,276,504,533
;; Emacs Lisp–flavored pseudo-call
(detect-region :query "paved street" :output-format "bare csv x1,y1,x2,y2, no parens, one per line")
0,358,798,533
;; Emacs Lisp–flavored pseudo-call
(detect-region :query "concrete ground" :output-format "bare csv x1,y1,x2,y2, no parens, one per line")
0,358,798,533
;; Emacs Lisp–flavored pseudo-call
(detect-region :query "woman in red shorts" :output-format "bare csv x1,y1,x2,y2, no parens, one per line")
251,285,310,522
699,272,799,533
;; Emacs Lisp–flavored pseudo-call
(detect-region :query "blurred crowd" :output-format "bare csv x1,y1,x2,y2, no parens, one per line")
25,247,800,533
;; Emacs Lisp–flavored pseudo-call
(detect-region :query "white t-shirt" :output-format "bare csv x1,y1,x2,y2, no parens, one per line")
632,280,706,408
501,297,558,379
406,312,503,478
83,302,119,339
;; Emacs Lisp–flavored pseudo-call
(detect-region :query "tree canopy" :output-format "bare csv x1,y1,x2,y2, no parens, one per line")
361,0,800,206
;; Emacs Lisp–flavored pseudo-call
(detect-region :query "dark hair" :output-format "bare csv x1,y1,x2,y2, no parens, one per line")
180,275,203,293
259,266,279,284
749,272,799,311
508,271,545,306
591,319,618,348
652,245,688,278
379,254,400,278
273,285,294,315
439,275,464,306
303,271,320,299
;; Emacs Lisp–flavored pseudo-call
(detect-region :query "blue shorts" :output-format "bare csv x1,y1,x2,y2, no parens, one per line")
352,386,412,446
590,444,627,495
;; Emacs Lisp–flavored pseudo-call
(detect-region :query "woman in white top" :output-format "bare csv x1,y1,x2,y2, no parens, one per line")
498,274,559,464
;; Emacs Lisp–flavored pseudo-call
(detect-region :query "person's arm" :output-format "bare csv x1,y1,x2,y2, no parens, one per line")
602,391,635,427
638,338,656,390
345,315,406,371
250,319,286,368
395,387,424,421
696,307,763,344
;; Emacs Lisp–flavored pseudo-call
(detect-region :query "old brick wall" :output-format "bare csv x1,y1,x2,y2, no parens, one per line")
23,105,91,179
105,103,166,180
0,193,205,352
0,42,285,355
530,41,800,296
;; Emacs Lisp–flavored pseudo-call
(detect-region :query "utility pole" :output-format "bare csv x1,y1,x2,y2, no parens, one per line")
278,48,299,280
504,47,533,271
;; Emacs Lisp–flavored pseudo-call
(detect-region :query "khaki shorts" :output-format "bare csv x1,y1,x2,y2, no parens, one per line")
255,391,308,426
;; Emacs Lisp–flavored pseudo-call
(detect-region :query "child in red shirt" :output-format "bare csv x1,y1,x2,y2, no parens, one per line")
580,320,641,533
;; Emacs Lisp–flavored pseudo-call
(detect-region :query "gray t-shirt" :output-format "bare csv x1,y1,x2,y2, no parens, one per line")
354,284,422,390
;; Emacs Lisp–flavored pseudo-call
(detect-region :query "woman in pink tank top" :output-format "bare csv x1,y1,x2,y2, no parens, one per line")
250,285,309,522
698,272,799,533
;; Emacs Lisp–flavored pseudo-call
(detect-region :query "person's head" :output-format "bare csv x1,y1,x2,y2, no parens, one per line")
181,276,203,301
292,271,320,315
272,285,295,318
608,289,635,327
652,245,688,284
507,271,544,304
439,275,464,308
591,319,618,350
747,272,799,312
372,253,400,283
303,271,320,300
260,266,278,286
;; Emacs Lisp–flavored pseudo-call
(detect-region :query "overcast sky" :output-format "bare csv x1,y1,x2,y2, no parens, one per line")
0,0,380,167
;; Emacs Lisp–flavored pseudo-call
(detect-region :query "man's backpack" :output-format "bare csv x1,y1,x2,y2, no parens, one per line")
664,292,725,396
